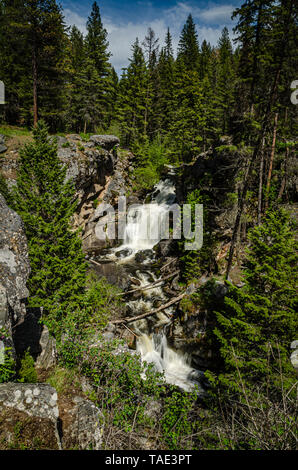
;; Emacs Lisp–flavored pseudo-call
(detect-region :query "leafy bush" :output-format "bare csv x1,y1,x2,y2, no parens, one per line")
0,328,15,383
18,350,37,383
179,189,217,282
0,172,14,207
132,137,171,190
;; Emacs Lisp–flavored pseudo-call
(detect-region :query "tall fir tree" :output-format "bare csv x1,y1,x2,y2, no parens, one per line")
13,121,87,314
84,1,112,129
117,38,148,148
215,27,236,135
209,209,297,397
177,14,200,71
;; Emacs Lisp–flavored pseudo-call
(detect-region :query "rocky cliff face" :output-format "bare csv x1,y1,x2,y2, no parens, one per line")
0,133,135,256
0,194,30,359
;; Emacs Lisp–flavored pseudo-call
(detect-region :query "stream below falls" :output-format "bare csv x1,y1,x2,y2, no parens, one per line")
97,177,205,393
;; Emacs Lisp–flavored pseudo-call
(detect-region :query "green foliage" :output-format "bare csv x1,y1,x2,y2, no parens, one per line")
169,69,205,162
177,14,200,71
0,172,14,208
179,189,217,282
61,141,70,148
46,367,82,395
50,276,125,366
13,121,87,317
0,328,15,383
0,125,31,138
132,137,171,190
207,209,298,398
17,350,37,384
161,389,198,449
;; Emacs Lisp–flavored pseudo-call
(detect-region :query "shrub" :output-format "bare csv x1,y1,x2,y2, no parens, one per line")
18,350,37,383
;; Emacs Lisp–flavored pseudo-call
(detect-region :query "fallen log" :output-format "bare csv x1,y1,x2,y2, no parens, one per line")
116,270,180,296
111,292,186,325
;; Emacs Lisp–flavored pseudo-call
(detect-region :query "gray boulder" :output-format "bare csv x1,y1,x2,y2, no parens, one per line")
0,134,7,153
0,194,30,324
89,135,120,151
60,396,104,450
35,324,57,370
0,383,61,449
290,340,298,374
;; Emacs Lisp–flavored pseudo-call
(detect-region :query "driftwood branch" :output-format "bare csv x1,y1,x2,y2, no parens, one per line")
111,292,186,325
116,270,180,296
88,258,104,268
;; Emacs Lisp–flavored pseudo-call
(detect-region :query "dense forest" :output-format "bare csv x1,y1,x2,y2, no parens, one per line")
0,0,297,452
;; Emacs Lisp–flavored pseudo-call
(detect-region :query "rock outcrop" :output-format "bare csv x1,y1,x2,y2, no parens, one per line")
0,194,30,360
0,194,30,323
0,134,7,154
59,396,104,450
0,383,61,449
290,340,298,374
0,383,105,450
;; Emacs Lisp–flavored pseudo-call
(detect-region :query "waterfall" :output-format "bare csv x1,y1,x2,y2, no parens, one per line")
101,177,204,393
137,333,203,392
118,179,176,253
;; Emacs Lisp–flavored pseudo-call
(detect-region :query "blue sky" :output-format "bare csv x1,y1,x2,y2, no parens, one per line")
61,1,243,73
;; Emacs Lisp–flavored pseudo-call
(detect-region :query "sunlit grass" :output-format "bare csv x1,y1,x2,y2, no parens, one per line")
0,124,32,138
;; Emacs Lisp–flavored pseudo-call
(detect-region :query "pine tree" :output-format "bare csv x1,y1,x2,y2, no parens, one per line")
66,25,86,132
215,27,236,135
170,69,205,162
85,1,110,78
23,0,67,128
13,121,87,315
210,209,297,396
105,66,119,128
117,38,148,148
177,14,200,71
0,0,32,125
84,1,112,129
156,28,175,134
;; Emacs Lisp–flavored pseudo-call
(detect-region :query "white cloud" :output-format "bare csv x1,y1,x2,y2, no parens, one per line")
105,18,168,71
199,5,235,24
198,26,235,45
63,8,87,35
63,2,238,74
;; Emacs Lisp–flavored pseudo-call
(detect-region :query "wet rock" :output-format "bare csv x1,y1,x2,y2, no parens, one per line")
134,249,153,263
154,239,177,257
90,260,130,290
187,369,209,389
115,248,133,258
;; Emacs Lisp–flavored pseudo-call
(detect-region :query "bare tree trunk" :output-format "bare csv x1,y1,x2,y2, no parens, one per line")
257,137,266,225
264,112,278,212
278,142,289,200
226,0,293,278
32,45,38,127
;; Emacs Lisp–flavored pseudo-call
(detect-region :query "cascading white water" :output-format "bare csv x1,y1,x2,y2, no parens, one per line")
118,179,176,253
105,177,204,392
136,333,203,392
